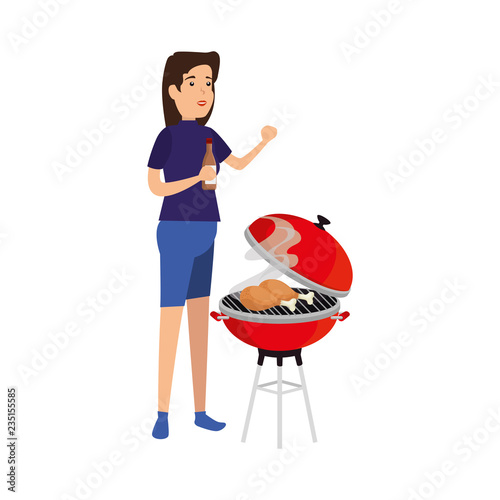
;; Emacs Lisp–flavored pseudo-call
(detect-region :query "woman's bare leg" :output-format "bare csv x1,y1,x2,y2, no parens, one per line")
158,305,184,412
186,296,209,412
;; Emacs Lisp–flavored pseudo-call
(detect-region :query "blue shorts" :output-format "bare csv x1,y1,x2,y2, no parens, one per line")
157,221,218,307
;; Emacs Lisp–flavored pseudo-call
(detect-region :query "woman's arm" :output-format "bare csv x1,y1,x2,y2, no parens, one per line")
148,166,216,197
225,125,277,171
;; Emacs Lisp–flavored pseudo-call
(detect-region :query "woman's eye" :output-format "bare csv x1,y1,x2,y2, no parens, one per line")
189,81,194,87
206,81,211,87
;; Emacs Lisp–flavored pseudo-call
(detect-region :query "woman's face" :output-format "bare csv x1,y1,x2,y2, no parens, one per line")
168,64,214,120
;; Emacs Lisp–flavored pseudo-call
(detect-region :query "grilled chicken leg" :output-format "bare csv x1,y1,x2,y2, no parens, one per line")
259,279,314,304
240,286,296,312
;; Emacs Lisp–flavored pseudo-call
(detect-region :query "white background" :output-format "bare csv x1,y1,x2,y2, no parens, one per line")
2,0,500,499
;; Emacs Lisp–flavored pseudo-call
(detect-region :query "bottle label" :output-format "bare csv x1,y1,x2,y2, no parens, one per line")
204,165,217,185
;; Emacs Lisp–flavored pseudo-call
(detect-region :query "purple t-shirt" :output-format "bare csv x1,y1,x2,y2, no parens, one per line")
148,120,232,221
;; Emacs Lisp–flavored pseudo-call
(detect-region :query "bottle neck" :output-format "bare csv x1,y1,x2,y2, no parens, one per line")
206,143,213,152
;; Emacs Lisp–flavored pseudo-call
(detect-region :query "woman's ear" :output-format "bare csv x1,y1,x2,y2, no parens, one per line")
168,84,180,101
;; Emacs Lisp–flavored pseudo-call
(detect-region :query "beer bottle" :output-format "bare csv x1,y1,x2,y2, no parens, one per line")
201,138,217,191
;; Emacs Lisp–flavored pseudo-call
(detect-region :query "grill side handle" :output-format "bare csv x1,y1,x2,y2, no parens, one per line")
331,311,350,321
210,311,229,321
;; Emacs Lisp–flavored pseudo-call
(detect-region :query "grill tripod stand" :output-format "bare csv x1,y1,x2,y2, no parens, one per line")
241,348,317,449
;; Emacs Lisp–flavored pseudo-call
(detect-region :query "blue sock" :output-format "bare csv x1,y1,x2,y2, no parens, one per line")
152,411,169,439
194,411,226,431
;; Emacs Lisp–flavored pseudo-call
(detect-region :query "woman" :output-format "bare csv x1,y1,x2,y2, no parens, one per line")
148,51,277,439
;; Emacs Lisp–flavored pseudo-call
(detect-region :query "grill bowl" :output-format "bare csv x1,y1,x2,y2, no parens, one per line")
216,288,342,351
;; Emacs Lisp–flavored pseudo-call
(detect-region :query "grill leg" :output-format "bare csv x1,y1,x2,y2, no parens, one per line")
298,365,317,443
242,365,261,443
277,365,283,449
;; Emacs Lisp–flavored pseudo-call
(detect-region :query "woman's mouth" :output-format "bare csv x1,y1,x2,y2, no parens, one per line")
197,100,207,106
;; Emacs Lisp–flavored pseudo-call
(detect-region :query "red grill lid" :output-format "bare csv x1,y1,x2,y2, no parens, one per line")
244,214,353,297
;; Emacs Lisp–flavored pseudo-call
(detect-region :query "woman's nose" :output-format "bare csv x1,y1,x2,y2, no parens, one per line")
200,86,205,94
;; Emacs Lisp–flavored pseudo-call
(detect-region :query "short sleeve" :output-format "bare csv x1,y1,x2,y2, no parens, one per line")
210,129,232,163
148,128,172,169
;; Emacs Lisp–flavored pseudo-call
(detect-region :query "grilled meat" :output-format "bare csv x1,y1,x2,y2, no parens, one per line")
240,286,296,312
259,279,314,304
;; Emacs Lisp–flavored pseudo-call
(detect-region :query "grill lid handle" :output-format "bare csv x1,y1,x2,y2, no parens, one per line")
314,215,331,231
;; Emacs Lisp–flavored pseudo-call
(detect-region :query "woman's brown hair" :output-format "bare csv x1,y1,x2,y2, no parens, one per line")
162,51,220,127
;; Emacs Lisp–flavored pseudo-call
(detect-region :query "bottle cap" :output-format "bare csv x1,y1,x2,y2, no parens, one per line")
206,138,213,144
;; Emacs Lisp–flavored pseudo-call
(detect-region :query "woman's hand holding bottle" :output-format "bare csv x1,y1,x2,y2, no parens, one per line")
198,165,217,182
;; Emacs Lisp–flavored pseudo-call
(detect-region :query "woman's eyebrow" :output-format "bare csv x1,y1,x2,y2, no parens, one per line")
184,75,196,81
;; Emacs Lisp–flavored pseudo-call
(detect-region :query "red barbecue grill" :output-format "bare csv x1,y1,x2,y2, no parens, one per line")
211,214,352,448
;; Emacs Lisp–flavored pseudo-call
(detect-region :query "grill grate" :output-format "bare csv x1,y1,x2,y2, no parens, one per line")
221,287,338,317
